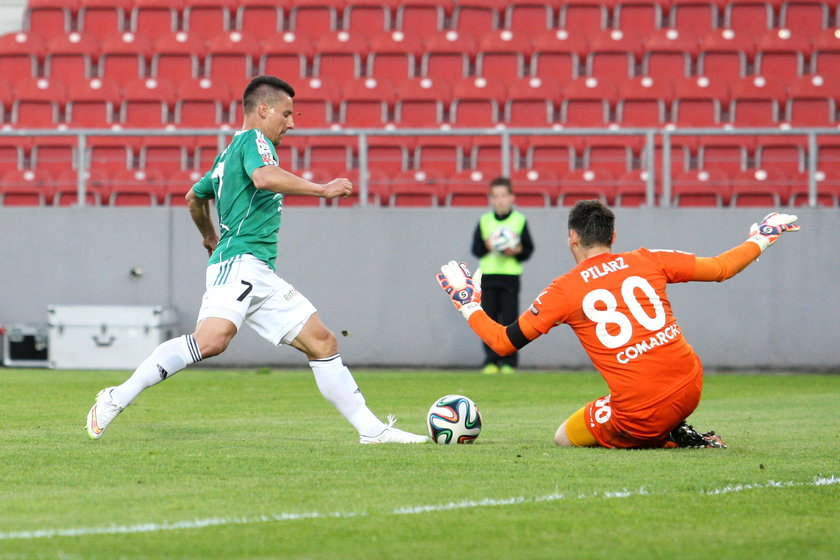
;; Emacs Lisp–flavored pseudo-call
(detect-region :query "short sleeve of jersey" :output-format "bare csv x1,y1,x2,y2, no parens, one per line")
191,170,214,199
243,129,279,177
643,248,696,283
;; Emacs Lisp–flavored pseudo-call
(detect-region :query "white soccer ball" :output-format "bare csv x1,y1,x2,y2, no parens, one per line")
489,227,520,253
427,394,482,444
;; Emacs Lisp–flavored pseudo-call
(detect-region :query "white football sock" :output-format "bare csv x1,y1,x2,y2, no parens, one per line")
309,354,385,437
110,335,202,406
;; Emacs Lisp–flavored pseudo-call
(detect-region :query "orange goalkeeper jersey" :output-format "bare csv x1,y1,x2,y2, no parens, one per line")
521,248,701,412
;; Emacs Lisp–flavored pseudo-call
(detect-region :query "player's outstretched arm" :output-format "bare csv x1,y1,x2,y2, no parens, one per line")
692,212,800,282
436,261,540,356
252,166,352,199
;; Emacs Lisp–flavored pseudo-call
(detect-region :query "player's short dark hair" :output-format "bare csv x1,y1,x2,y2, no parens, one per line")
489,176,513,193
568,200,615,248
242,76,295,114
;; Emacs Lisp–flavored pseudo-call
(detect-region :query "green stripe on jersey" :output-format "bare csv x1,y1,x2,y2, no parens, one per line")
192,129,284,271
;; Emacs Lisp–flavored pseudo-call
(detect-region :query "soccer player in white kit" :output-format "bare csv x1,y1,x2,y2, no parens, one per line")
86,76,428,444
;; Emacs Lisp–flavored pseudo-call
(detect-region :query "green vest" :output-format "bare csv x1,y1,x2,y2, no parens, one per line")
479,210,526,275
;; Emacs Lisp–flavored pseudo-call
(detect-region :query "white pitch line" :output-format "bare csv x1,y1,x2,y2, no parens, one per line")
1,475,836,541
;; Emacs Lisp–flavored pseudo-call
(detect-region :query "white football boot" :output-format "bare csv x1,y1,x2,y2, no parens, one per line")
86,387,125,440
359,415,430,444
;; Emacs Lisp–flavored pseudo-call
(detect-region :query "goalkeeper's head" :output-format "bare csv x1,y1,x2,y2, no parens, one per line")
568,200,615,249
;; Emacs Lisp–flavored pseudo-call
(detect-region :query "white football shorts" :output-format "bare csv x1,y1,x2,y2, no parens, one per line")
197,254,317,346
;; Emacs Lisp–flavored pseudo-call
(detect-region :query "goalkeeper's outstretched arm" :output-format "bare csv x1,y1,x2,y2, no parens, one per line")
692,212,800,282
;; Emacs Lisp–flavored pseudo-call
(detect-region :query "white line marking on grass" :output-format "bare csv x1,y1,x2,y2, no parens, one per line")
1,475,836,541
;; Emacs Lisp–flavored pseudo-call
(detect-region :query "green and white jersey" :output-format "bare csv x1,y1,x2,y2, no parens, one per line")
192,129,284,270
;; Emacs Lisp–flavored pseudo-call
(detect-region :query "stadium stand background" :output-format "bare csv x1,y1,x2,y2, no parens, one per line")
0,0,837,208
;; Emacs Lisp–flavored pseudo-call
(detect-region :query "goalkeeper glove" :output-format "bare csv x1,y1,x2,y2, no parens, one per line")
747,212,800,252
437,261,482,320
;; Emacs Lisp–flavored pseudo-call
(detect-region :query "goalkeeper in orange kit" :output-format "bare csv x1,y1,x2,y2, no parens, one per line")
436,201,800,449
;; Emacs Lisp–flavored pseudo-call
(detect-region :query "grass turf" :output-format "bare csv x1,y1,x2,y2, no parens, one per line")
0,369,837,560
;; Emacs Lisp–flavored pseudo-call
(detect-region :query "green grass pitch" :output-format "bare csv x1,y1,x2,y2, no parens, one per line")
0,368,838,560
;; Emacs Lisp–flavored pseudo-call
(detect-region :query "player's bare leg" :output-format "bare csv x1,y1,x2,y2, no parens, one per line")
292,313,429,444
554,407,598,447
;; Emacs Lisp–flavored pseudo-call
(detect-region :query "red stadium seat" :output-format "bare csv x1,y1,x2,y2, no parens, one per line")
331,168,391,207
288,0,339,36
724,1,774,34
119,78,176,128
504,77,561,127
672,169,730,207
0,134,27,175
290,77,341,128
729,169,790,206
504,2,554,34
697,29,755,81
204,32,259,87
788,169,840,207
670,76,730,126
312,32,369,81
366,31,422,82
420,31,476,80
728,75,787,127
779,0,830,33
183,0,234,34
140,135,191,175
525,135,577,176
585,29,644,79
304,136,356,176
785,75,837,126
817,135,840,172
557,169,616,206
259,32,313,79
12,78,66,128
98,32,152,86
25,0,75,35
811,28,840,81
394,77,451,127
445,169,493,206
451,0,504,39
583,137,635,175
130,0,183,41
698,135,753,173
614,1,664,34
754,136,806,175
468,135,524,174
78,0,131,41
86,135,135,175
65,78,121,128
558,2,608,32
394,1,445,34
560,77,618,127
615,169,655,207
45,33,99,80
236,0,286,40
414,136,468,175
30,138,77,176
162,169,203,205
0,169,52,206
449,77,506,127
343,0,398,34
366,135,414,175
530,30,588,81
475,30,532,81
174,78,232,127
509,169,557,207
615,76,674,127
390,169,446,206
338,78,395,127
54,169,106,206
0,32,44,80
754,29,811,80
108,168,166,206
641,29,697,81
668,0,720,35
151,32,206,81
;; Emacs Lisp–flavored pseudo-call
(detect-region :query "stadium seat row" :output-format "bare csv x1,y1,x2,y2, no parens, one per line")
4,27,840,85
24,0,840,39
2,166,838,208
1,74,838,129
